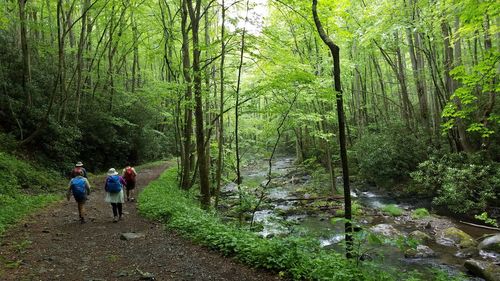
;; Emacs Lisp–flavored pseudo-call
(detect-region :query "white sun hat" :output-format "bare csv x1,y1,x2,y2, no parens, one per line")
107,168,118,176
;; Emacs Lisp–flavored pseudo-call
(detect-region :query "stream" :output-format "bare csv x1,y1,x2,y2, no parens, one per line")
221,157,500,280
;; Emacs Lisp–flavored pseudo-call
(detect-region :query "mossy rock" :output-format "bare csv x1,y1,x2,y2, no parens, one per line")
464,259,500,281
441,227,477,248
409,230,432,243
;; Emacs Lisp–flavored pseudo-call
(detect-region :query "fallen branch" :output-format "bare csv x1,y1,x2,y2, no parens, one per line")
270,196,344,202
458,220,500,231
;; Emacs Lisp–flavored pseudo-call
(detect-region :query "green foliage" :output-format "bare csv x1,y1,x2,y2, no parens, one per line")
474,212,498,227
411,208,430,219
139,167,431,281
381,204,403,216
335,201,363,217
442,52,500,138
0,194,60,236
0,151,63,237
411,153,499,214
353,125,427,186
0,152,62,196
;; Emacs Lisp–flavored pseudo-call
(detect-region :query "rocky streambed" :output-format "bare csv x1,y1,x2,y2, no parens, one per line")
219,157,500,280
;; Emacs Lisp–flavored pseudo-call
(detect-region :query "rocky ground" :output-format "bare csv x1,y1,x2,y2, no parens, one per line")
0,164,281,281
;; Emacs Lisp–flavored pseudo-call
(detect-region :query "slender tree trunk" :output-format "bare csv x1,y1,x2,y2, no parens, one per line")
394,32,413,129
407,27,430,137
312,0,353,258
480,14,495,148
214,0,227,208
131,12,139,92
187,0,210,209
75,0,89,121
180,0,193,190
19,0,31,107
234,0,249,186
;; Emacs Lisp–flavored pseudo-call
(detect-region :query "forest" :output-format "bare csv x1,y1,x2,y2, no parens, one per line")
0,0,499,280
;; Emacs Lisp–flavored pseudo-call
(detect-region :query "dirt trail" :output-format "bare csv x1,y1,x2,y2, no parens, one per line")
0,164,280,281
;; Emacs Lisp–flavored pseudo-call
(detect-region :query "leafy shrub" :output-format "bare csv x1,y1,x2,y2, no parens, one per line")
411,208,430,219
335,201,363,217
353,124,426,186
139,168,435,281
474,212,498,227
381,204,403,216
0,152,62,195
411,153,499,215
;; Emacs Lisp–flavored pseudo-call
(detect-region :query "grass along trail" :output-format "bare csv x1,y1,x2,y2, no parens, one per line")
0,163,280,281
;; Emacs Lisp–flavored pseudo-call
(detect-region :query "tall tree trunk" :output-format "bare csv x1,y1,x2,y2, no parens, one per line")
131,12,139,92
407,27,430,137
75,0,89,121
19,0,31,107
234,0,249,186
394,32,413,129
180,0,193,190
187,0,210,209
214,0,227,208
480,14,495,149
312,0,353,258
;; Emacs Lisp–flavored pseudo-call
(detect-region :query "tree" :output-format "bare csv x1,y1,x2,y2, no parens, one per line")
312,0,353,258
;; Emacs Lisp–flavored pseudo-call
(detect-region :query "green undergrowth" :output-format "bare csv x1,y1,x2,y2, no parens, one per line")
0,152,63,236
381,204,404,216
138,168,458,281
0,194,60,235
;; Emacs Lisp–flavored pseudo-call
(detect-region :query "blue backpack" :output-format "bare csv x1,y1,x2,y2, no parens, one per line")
71,177,87,200
106,175,122,193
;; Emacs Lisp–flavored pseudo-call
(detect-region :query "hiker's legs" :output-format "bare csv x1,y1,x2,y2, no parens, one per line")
126,189,130,201
117,203,123,218
111,203,118,217
77,201,85,223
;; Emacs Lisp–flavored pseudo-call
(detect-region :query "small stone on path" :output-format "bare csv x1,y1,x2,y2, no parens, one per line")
120,232,145,240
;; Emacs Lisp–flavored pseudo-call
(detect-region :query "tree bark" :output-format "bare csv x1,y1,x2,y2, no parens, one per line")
214,0,227,208
180,0,193,190
187,0,210,209
234,0,249,186
312,0,353,258
18,0,31,107
75,0,90,121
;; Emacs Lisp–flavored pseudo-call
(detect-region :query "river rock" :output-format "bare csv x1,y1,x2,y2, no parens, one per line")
370,224,401,238
221,182,238,194
404,245,436,258
478,233,500,253
464,259,500,281
120,232,145,240
409,230,432,243
455,247,479,259
437,227,477,248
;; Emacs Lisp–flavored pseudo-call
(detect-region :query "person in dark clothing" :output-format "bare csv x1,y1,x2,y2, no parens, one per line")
70,161,88,178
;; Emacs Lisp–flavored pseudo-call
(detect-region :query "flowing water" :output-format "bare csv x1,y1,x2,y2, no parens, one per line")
222,157,499,280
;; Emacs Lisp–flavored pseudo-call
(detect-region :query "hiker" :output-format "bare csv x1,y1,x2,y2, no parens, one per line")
122,165,138,202
70,161,88,178
104,168,126,222
66,170,91,224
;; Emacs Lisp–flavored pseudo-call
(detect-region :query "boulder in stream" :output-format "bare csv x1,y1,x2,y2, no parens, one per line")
370,224,401,238
409,230,432,244
464,259,500,281
404,245,436,258
437,227,477,248
478,233,500,254
455,247,479,259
